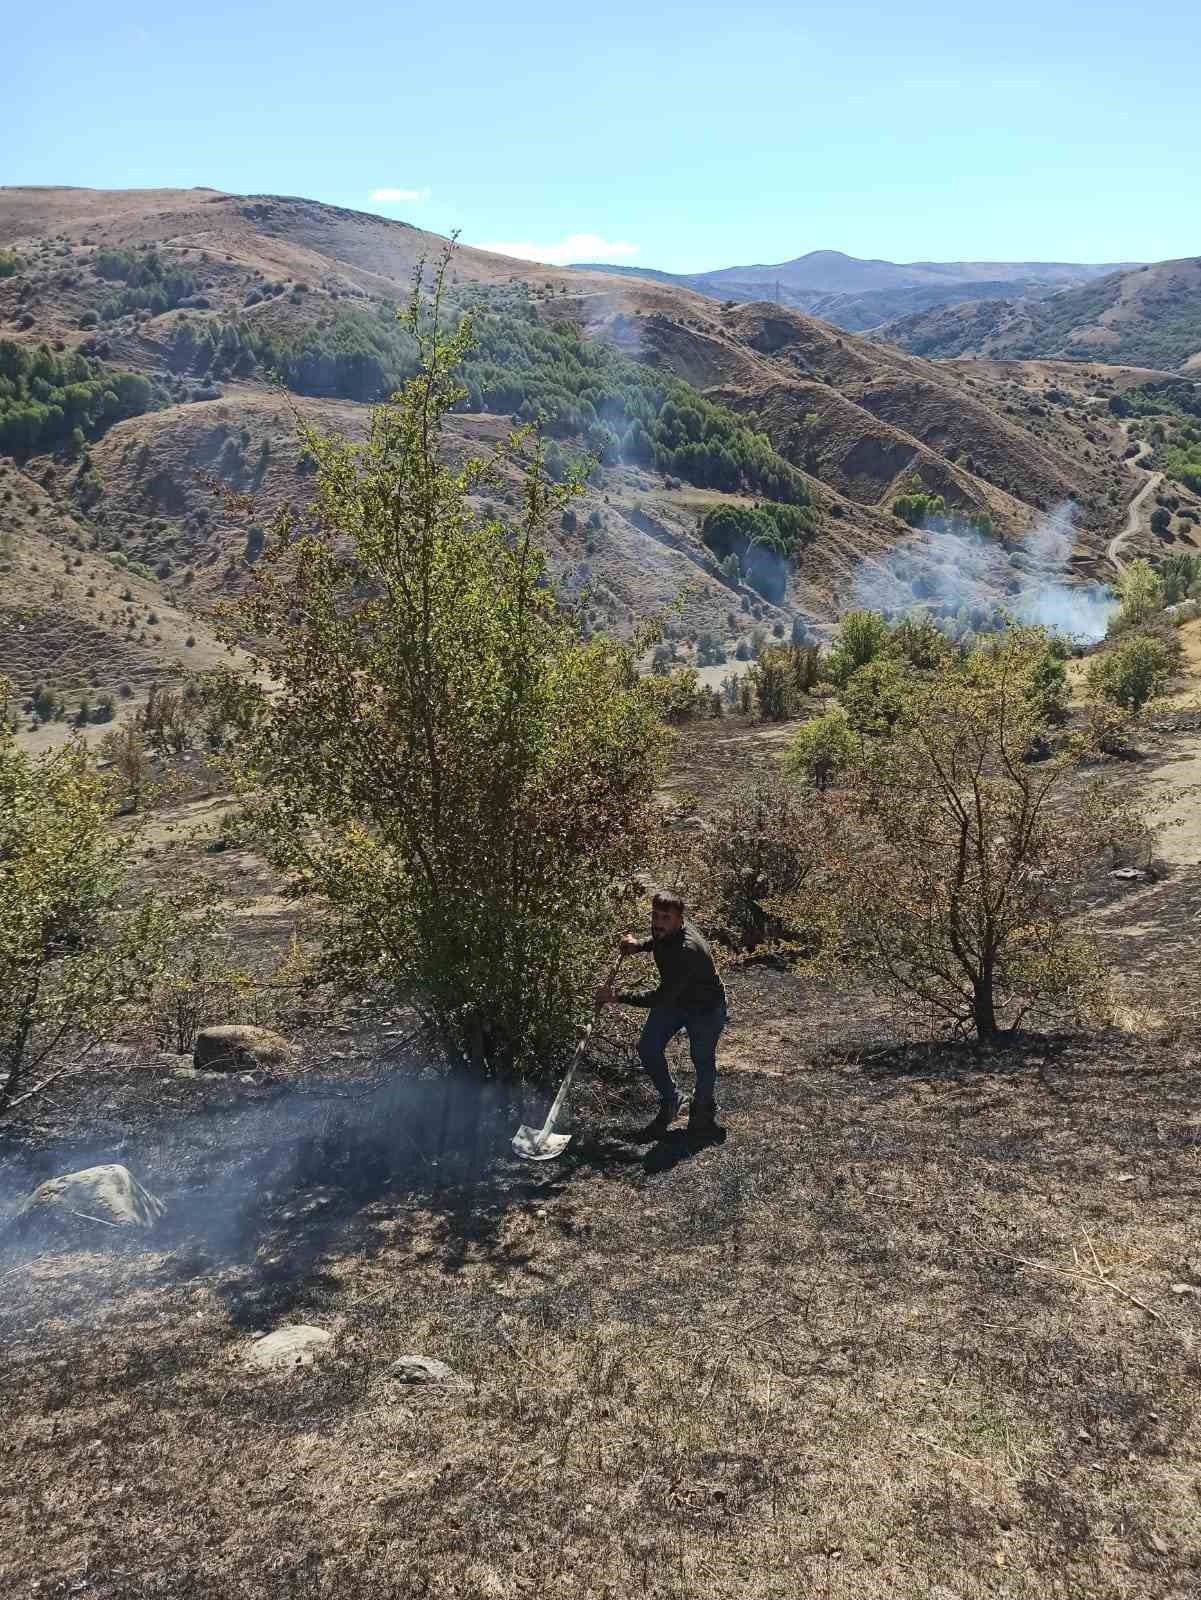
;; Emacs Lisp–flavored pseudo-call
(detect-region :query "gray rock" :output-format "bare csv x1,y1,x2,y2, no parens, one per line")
245,1325,332,1371
194,1025,293,1072
673,815,712,833
389,1355,456,1384
20,1164,165,1230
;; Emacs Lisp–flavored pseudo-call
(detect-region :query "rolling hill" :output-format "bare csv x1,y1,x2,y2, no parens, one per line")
0,187,1174,716
568,250,1136,332
875,257,1201,371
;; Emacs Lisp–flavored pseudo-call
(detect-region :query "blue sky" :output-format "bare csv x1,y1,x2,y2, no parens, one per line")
8,0,1200,272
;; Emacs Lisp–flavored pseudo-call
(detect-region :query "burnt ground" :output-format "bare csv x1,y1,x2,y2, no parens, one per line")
4,680,1201,1599
2,967,1201,1600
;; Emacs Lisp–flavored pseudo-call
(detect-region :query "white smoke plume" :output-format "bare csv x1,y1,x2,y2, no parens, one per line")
850,501,1116,644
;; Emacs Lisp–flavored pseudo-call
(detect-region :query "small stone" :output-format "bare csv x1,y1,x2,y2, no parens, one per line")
245,1326,332,1371
389,1355,455,1384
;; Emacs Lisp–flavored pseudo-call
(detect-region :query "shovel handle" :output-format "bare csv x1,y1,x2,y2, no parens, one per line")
536,950,625,1141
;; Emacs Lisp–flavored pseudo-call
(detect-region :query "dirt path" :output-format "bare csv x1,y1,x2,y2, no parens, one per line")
1107,430,1163,574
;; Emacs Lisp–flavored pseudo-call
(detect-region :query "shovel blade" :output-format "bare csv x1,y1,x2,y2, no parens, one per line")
511,1124,572,1162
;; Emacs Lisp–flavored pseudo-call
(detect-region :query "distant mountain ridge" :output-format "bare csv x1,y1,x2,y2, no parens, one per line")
871,256,1201,373
570,250,1139,332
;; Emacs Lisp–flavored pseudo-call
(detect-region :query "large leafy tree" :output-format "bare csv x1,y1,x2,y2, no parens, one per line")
212,261,667,1078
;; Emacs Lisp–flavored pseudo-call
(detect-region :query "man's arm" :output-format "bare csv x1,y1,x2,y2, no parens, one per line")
615,943,701,1010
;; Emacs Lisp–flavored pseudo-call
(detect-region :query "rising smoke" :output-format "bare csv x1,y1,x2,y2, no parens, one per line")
850,501,1117,644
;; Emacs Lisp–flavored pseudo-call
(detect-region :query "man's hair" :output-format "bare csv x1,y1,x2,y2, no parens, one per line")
652,889,686,914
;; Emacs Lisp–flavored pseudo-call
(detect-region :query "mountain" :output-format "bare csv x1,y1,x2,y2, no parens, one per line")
0,187,1170,713
569,251,1137,331
875,257,1201,372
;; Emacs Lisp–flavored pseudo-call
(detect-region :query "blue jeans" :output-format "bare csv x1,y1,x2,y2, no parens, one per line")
638,1005,727,1109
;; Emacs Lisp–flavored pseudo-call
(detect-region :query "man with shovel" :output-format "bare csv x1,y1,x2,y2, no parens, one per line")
596,890,727,1137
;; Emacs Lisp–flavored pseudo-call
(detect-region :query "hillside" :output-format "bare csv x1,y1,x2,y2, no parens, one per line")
4,617,1201,1598
0,187,1167,714
570,250,1135,332
876,257,1201,371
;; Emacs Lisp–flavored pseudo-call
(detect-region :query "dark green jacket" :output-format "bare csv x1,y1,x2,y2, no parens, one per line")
617,922,726,1011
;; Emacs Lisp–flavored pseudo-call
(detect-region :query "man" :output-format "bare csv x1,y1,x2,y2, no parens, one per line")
596,890,727,1137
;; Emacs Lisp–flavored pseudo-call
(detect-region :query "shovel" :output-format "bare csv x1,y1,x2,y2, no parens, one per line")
511,951,623,1162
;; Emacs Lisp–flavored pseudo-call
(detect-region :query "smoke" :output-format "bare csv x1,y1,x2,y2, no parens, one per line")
0,1054,541,1329
850,501,1116,644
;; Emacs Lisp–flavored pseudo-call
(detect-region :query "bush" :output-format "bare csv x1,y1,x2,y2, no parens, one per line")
1087,632,1177,712
0,686,185,1116
783,708,856,788
686,773,835,950
825,609,892,687
1110,559,1164,631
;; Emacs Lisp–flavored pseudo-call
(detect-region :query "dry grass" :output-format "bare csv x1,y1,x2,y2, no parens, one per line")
3,994,1201,1599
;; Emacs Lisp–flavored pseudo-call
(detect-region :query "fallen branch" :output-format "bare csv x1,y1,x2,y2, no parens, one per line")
991,1250,1165,1324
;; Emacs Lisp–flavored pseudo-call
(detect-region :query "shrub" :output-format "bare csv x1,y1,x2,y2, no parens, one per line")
825,609,892,687
783,708,856,789
686,773,835,950
0,686,186,1116
1110,559,1164,631
1087,632,1177,712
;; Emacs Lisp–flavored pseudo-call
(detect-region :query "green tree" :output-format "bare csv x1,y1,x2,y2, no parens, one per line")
99,724,154,812
825,609,892,687
783,707,856,789
210,260,666,1078
696,628,726,667
1111,559,1164,630
797,635,1146,1040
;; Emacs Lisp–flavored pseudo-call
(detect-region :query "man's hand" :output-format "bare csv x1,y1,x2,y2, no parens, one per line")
619,933,644,953
594,983,616,1011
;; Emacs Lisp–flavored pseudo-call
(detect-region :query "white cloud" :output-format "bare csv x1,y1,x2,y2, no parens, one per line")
474,232,640,266
369,187,430,204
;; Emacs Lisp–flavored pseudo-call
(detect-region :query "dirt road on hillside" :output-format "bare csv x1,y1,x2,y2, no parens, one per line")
1107,432,1163,574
